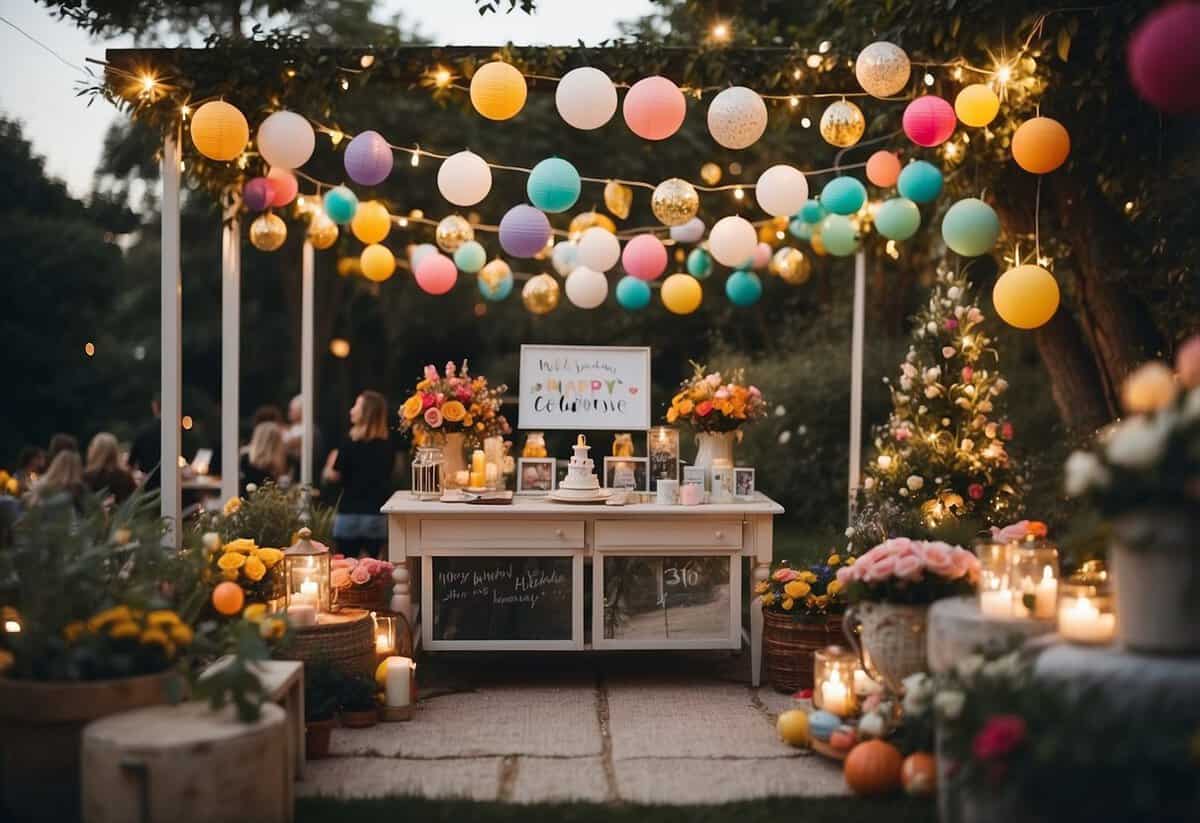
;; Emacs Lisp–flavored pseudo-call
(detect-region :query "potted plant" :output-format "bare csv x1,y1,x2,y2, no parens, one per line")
304,661,341,758
1063,336,1200,653
331,555,394,611
838,538,980,691
665,362,767,469
338,673,380,728
757,555,850,693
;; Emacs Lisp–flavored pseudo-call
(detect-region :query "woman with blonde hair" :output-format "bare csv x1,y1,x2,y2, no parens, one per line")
83,432,136,503
239,422,293,492
32,449,85,509
322,390,395,557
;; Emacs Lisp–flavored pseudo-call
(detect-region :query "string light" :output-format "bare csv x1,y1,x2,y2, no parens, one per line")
818,40,832,54
339,78,350,91
3,619,19,633
805,54,823,68
397,216,409,227
886,239,900,259
733,187,745,201
710,22,731,43
800,116,812,128
994,63,1013,85
792,68,802,80
330,338,351,358
944,142,960,159
411,148,420,167
1124,201,1134,214
433,67,453,88
789,96,799,108
139,73,157,93
181,415,193,431
179,103,190,118
923,72,935,86
84,342,95,357
360,55,375,69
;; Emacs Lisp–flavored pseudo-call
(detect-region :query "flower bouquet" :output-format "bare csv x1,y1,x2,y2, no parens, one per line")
399,360,510,448
665,362,766,432
757,556,850,693
331,555,394,610
758,554,850,615
207,535,286,610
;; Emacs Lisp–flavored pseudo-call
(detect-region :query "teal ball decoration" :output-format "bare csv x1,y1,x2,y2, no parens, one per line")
874,197,922,241
477,268,513,302
526,157,581,213
453,240,487,273
800,199,825,223
615,275,652,310
941,197,1001,256
820,214,859,256
686,247,713,279
820,176,867,216
808,710,840,742
323,186,358,224
725,270,762,306
897,160,943,204
788,217,812,240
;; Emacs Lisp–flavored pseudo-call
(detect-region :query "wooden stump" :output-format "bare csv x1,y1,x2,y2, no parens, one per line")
82,702,289,823
275,607,375,679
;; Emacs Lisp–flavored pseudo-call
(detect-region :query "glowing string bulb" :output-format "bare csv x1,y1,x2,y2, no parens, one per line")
806,54,823,68
434,68,452,88
711,22,730,42
995,64,1013,85
924,73,935,86
733,187,745,201
411,150,420,167
818,40,832,53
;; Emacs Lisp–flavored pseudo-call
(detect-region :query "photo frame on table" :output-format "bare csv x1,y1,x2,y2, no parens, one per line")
734,467,756,500
682,465,708,489
603,457,649,491
516,458,556,495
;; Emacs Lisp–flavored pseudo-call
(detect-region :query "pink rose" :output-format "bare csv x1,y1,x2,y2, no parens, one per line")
894,427,911,442
331,567,352,589
990,521,1034,543
920,542,956,577
456,386,473,403
706,373,722,387
836,566,856,586
944,318,959,330
962,366,974,382
424,364,439,383
420,392,437,410
1001,422,1014,440
949,547,978,581
445,361,457,377
715,389,730,400
331,558,353,570
894,553,923,581
424,407,444,428
863,555,897,583
350,565,371,586
749,386,761,397
772,568,798,583
969,483,984,500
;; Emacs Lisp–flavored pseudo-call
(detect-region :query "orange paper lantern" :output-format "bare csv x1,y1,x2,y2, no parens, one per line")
1012,117,1070,174
844,740,903,796
212,581,245,616
866,150,902,188
190,101,249,162
470,61,527,121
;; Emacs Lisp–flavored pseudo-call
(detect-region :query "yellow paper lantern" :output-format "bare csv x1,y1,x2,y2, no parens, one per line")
190,101,249,162
521,273,560,315
954,84,1000,127
350,201,390,244
568,211,617,240
249,213,287,251
993,264,1059,329
306,213,339,250
360,243,396,282
469,61,527,121
660,273,702,315
1012,117,1071,174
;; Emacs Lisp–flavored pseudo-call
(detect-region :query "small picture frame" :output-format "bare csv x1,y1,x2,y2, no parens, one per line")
734,467,756,500
516,458,556,495
682,465,708,490
603,456,649,491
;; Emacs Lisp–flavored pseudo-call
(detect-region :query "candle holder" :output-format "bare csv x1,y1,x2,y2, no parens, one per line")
1009,540,1060,620
283,527,331,614
372,611,397,658
976,541,1015,619
410,445,444,500
648,426,680,491
380,656,417,722
521,431,548,458
812,645,859,718
1057,584,1116,645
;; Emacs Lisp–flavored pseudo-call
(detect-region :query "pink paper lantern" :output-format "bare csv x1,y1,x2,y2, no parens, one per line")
414,252,458,295
903,96,956,147
622,76,687,141
751,242,772,270
267,168,298,207
1128,4,1200,114
243,177,275,211
620,234,668,281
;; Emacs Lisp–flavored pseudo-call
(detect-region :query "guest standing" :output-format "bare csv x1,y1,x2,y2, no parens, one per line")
83,432,137,503
239,422,293,492
322,391,395,558
31,450,84,510
283,393,325,483
48,433,79,461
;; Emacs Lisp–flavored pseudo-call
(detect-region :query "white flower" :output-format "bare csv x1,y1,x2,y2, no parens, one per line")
925,386,941,399
906,350,917,363
947,286,962,300
934,690,965,720
955,654,984,683
845,527,855,538
774,404,787,417
902,672,934,716
902,363,917,378
1105,414,1171,471
906,475,924,491
926,321,938,334
918,405,928,414
984,422,997,439
899,487,909,496
1064,450,1110,496
961,438,974,451
994,378,1008,392
895,392,910,403
900,376,913,391
863,477,876,489
857,712,887,739
777,430,792,445
982,652,1021,682
978,401,993,413
923,366,941,383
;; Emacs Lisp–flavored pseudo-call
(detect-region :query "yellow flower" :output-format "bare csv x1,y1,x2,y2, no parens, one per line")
666,407,679,423
108,620,140,639
827,579,843,596
402,395,424,420
462,415,474,427
761,592,775,607
63,621,85,643
0,470,9,485
798,571,818,583
140,627,169,647
677,398,694,415
218,552,246,571
845,556,856,566
5,477,17,495
169,624,194,646
222,538,256,554
257,547,283,568
243,555,267,582
87,605,131,633
223,497,242,516
784,580,811,599
242,603,268,623
416,379,431,391
827,554,841,566
754,581,771,595
812,595,830,609
222,568,239,581
782,597,795,611
442,401,467,422
260,617,287,640
147,610,180,628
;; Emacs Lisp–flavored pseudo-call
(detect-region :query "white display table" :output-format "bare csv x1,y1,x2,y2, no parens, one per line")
381,492,784,686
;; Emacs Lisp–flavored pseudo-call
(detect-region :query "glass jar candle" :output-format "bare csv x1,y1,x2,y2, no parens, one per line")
1009,540,1060,620
1057,584,1115,645
976,541,1015,619
521,431,548,458
284,527,331,613
372,611,397,657
812,645,859,717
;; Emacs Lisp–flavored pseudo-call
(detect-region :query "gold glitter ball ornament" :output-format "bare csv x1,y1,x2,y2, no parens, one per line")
568,211,616,241
522,272,560,315
435,214,474,252
478,258,512,291
306,213,339,250
820,100,866,148
603,181,633,220
651,178,700,227
700,162,722,185
249,213,287,251
854,41,911,99
770,246,811,284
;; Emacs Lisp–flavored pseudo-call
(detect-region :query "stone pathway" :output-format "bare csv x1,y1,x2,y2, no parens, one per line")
299,652,848,805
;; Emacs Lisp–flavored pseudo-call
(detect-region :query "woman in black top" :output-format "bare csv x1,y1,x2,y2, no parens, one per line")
322,390,395,558
82,432,137,504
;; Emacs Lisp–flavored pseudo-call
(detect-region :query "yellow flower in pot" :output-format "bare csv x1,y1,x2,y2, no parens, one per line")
218,552,246,572
243,555,267,582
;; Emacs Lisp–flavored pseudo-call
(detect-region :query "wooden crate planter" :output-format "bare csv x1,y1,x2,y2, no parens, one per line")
275,608,375,679
762,610,843,694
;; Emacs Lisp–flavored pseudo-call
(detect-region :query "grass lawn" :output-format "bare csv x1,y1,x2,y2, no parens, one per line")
297,796,937,822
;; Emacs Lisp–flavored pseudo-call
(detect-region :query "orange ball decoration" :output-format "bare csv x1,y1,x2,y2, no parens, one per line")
844,740,903,796
212,581,245,616
866,150,902,188
1012,117,1070,174
901,752,938,796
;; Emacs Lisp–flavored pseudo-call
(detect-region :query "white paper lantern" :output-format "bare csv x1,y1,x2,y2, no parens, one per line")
707,86,769,150
565,266,609,309
551,240,578,276
670,217,706,244
256,111,315,170
855,42,911,99
556,67,618,130
576,226,621,272
755,165,809,218
708,216,758,267
437,150,493,206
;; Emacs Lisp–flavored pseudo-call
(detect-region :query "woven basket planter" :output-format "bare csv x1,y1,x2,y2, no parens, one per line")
332,580,390,612
763,610,843,694
276,608,375,679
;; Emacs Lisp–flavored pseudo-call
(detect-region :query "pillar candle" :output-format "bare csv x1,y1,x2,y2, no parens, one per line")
1058,597,1115,644
472,449,487,475
680,483,704,506
1034,565,1057,619
385,656,414,707
979,589,1013,619
454,469,470,487
821,673,851,717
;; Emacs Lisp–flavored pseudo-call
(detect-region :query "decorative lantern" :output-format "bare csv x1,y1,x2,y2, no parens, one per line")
648,426,679,489
1057,584,1115,645
1008,539,1059,620
284,527,332,614
411,444,444,500
813,645,859,717
977,541,1015,619
372,611,398,657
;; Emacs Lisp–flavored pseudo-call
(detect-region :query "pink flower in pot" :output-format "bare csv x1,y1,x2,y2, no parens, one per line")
350,565,372,586
424,407,444,428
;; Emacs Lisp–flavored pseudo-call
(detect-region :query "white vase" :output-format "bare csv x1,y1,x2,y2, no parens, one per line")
843,601,929,692
1111,509,1200,654
692,431,736,471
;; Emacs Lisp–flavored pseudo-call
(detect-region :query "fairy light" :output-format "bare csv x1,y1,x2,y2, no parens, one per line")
3,619,19,633
434,67,452,88
952,66,964,81
340,78,350,91
776,230,786,240
789,96,799,108
139,73,157,94
180,104,191,119
84,342,95,357
818,40,832,54
327,129,345,146
886,239,900,259
995,63,1013,85
792,68,802,80
330,338,351,358
944,142,960,159
181,415,193,431
411,148,420,167
397,216,409,228
800,116,812,128
923,72,935,86
733,187,745,201
806,54,823,69
360,54,375,69
710,21,731,43
1124,201,1134,214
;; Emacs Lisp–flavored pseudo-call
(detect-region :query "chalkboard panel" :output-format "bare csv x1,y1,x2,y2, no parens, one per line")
601,556,732,642
431,556,575,642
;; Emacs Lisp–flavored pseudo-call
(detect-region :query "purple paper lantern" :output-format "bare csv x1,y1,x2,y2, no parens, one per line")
498,205,552,258
343,130,393,186
1128,4,1200,114
243,177,274,212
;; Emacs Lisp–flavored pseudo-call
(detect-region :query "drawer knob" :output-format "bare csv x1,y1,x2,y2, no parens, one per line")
714,530,725,540
555,529,565,538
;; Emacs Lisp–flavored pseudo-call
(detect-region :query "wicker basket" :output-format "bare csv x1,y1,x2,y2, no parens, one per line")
276,608,375,678
332,580,390,611
762,610,843,694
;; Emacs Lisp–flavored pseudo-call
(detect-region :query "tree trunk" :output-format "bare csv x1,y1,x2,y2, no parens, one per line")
1033,309,1110,432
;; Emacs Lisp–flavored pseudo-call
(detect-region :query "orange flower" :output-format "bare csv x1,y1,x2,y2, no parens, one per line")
666,407,679,423
442,401,467,422
1028,521,1048,537
402,395,423,420
677,398,694,415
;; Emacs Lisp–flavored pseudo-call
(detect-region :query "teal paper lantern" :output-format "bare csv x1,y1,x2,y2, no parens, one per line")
526,157,581,213
323,186,358,224
686,247,713,279
788,218,813,241
800,199,825,223
725,270,763,306
820,176,867,215
874,198,922,241
477,265,513,301
941,197,1001,256
820,214,858,256
615,275,652,310
897,161,943,204
453,240,487,273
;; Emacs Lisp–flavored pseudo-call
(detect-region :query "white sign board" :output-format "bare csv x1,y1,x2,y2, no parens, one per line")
518,345,652,431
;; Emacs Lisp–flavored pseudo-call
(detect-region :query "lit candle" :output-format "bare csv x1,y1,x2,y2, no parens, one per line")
286,603,316,627
821,672,851,717
454,469,470,487
485,463,499,483
1058,596,1115,644
385,656,415,707
376,633,391,653
292,577,319,607
980,589,1014,619
1034,565,1057,619
471,449,486,475
1013,576,1033,619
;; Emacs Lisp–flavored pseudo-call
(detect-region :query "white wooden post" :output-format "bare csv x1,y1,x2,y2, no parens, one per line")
221,214,241,503
848,249,866,524
160,135,182,545
301,240,315,488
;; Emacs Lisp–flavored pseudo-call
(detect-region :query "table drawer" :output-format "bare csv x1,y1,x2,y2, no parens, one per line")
594,519,742,549
420,518,585,549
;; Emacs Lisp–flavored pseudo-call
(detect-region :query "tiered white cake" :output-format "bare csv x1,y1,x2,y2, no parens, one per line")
557,435,602,499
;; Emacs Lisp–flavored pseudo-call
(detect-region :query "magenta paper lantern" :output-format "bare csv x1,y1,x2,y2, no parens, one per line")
414,252,458,295
621,234,668,281
1128,4,1200,113
498,204,552,258
267,168,297,207
903,96,956,147
622,76,687,141
343,130,393,186
243,177,274,212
